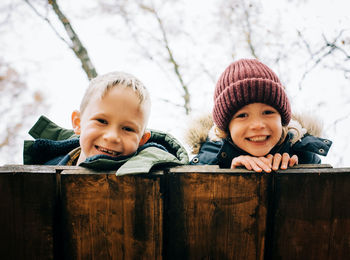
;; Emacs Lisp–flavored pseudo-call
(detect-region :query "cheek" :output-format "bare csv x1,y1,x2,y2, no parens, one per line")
78,132,89,150
125,134,141,147
228,124,242,141
272,123,283,142
79,126,98,145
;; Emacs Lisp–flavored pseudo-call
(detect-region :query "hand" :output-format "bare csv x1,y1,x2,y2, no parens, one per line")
269,153,298,171
231,155,273,173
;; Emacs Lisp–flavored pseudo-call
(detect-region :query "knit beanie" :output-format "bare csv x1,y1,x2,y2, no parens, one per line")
213,59,291,131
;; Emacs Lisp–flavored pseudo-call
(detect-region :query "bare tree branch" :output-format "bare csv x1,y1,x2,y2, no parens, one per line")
323,31,350,59
298,30,347,89
299,44,336,89
140,4,191,115
99,1,192,115
243,2,258,59
48,0,97,79
24,0,97,80
218,0,260,59
158,97,186,109
297,30,313,57
24,0,70,45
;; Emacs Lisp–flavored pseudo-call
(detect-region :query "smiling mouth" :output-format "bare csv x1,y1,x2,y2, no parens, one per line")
95,146,121,157
247,136,269,142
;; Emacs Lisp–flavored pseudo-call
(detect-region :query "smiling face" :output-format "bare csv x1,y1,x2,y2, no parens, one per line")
72,86,150,165
228,103,283,157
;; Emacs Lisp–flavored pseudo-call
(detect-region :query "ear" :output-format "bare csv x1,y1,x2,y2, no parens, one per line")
139,130,151,146
71,110,81,135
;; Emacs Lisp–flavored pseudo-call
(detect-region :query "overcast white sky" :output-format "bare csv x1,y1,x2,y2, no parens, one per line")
1,0,350,166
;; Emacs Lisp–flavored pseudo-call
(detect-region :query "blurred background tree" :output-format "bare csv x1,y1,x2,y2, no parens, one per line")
0,60,45,163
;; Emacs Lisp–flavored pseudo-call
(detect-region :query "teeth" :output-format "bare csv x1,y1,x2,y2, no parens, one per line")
248,136,268,142
97,146,120,156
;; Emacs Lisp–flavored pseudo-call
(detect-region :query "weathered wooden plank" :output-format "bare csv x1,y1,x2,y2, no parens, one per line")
163,172,268,260
0,164,62,173
0,165,106,173
59,171,163,260
0,169,57,260
269,171,350,260
169,164,334,174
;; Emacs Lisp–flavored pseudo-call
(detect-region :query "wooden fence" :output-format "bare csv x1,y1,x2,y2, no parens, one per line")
0,164,349,259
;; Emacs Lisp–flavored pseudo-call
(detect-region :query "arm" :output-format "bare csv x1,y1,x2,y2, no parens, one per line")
296,151,321,164
292,134,331,164
28,115,76,140
190,140,222,165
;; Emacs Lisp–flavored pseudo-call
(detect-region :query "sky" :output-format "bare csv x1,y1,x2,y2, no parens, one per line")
1,0,350,166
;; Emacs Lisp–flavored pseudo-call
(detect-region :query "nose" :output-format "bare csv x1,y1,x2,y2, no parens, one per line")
103,128,121,143
249,118,266,130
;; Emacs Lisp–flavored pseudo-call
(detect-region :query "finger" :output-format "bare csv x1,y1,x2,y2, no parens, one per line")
289,155,299,167
280,153,290,169
272,153,282,171
266,154,273,164
231,158,239,169
248,158,264,173
252,157,271,173
231,156,252,170
231,157,244,169
264,154,273,168
231,156,270,173
237,156,262,172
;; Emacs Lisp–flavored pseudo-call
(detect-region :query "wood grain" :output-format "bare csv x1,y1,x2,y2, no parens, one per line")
269,172,350,260
59,172,163,260
0,168,57,260
163,172,268,260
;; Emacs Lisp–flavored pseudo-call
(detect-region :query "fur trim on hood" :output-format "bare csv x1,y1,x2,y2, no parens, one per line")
185,112,324,154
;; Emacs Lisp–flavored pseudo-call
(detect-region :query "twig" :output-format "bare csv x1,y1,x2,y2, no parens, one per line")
141,4,191,114
23,0,70,45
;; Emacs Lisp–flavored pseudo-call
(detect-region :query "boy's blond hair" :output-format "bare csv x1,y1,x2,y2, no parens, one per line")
80,71,151,115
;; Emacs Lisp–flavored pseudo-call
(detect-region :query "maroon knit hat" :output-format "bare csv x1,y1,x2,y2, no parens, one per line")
213,59,291,131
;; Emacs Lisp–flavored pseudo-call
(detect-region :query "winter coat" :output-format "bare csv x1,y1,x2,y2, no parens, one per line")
185,114,332,168
23,115,189,175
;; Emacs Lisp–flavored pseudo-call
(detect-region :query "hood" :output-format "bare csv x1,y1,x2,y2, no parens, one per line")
148,129,189,164
185,112,324,154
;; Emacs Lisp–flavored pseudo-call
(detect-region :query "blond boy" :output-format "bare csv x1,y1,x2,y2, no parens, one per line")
24,72,188,174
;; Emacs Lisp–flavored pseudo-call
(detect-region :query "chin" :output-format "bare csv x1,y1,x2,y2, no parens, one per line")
248,151,270,157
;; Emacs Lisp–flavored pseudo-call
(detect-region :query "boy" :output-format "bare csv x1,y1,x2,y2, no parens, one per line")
24,71,188,175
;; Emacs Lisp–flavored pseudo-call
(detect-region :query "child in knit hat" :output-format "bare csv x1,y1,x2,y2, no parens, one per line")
187,59,332,172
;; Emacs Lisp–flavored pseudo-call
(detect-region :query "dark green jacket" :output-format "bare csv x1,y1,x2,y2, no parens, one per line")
23,116,189,175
